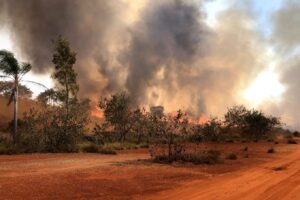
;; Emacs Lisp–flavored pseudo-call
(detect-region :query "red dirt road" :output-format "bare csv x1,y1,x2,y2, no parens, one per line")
148,145,300,200
0,143,299,200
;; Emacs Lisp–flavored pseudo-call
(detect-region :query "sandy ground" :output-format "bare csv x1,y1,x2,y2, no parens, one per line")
0,142,299,200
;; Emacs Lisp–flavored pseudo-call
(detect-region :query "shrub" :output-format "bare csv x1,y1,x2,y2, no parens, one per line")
140,143,149,148
267,148,275,153
98,148,117,155
293,131,300,137
225,139,234,143
226,152,238,160
274,141,279,144
176,150,221,164
243,146,248,151
80,143,99,153
287,139,297,144
0,144,18,155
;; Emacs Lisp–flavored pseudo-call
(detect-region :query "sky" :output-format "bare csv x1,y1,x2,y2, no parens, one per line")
0,0,299,129
1,0,285,97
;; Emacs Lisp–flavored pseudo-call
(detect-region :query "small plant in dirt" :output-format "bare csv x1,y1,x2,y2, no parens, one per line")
267,148,275,153
184,150,221,165
274,141,279,144
226,152,238,160
80,143,99,153
287,139,297,144
243,146,248,151
98,148,117,155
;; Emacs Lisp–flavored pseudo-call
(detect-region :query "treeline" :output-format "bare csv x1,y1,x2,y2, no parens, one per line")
0,37,284,160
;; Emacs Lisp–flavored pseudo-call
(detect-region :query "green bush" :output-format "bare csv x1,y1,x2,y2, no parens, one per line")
226,152,238,160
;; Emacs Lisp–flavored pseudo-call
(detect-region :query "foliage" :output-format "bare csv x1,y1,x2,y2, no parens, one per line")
202,118,223,142
18,99,90,152
79,143,117,154
52,36,78,104
152,148,221,165
224,106,281,140
37,88,57,105
99,92,133,142
0,50,32,143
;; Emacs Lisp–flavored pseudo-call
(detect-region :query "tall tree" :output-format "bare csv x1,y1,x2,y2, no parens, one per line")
51,36,79,136
52,36,78,109
0,50,32,143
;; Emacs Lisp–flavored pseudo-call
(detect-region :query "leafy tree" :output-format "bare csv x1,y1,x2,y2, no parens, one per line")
132,108,148,144
224,105,281,139
99,92,132,142
52,36,78,108
224,105,248,129
243,109,281,140
202,117,223,142
37,88,57,105
51,36,79,136
0,50,32,143
159,110,189,162
19,99,90,152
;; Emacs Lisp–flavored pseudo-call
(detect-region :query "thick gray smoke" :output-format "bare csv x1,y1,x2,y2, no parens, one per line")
1,0,295,124
122,0,212,109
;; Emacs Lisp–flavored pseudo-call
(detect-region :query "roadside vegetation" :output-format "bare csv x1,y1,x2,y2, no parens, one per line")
0,37,296,164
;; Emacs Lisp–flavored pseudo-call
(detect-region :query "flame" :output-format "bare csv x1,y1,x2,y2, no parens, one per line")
91,106,104,119
198,114,209,125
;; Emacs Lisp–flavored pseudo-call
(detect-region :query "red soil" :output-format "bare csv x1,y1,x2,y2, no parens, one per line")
0,141,299,200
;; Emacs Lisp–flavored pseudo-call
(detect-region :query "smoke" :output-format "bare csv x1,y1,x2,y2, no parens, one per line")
1,0,296,125
270,0,300,129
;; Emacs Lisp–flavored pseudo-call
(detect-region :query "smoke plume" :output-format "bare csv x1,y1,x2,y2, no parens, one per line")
1,0,299,127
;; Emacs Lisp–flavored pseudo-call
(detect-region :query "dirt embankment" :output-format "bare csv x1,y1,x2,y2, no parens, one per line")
0,142,299,200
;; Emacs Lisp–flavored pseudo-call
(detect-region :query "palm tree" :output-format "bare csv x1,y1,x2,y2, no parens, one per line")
0,50,32,144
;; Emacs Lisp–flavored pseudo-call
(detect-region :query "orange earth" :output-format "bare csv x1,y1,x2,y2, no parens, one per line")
0,141,299,200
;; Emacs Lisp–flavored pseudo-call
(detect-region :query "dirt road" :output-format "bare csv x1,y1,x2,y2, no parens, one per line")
148,145,300,200
0,143,299,200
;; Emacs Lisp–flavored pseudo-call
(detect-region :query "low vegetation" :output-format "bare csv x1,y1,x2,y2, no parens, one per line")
226,152,238,160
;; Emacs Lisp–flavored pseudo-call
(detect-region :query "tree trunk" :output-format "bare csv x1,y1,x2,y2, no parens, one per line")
13,85,18,144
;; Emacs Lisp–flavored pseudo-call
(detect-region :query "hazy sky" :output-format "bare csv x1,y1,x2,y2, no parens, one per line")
0,0,299,129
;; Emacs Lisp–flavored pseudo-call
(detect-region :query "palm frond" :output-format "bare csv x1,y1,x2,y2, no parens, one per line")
22,80,49,90
0,75,13,80
0,50,20,75
20,62,32,75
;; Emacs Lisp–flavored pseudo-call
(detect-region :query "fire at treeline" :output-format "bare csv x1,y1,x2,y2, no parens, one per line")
1,36,297,163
